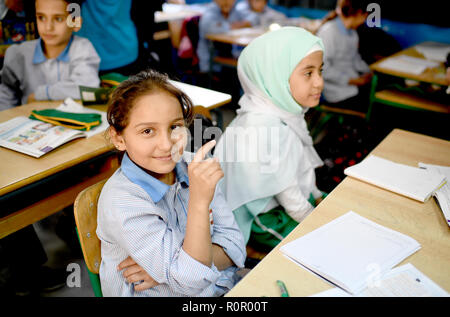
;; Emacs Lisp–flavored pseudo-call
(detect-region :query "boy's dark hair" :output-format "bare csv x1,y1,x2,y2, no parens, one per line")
317,0,371,30
339,0,371,17
107,69,194,134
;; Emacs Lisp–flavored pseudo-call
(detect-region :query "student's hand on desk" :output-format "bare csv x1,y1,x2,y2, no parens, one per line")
348,73,372,86
188,140,223,208
231,21,252,29
118,256,159,292
27,93,36,103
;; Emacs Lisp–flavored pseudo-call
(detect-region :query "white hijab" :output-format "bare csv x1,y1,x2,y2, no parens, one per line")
214,27,324,211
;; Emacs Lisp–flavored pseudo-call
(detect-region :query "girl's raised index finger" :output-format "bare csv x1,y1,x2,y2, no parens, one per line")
193,140,216,163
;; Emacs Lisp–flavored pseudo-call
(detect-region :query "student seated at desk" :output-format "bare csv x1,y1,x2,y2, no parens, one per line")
316,0,372,112
197,0,254,74
236,0,286,27
0,0,100,110
0,0,100,296
97,69,246,296
214,27,326,252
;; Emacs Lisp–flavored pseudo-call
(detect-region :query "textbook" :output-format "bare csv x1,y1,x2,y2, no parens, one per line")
310,263,449,297
343,155,446,202
419,162,450,227
0,98,108,158
280,211,421,295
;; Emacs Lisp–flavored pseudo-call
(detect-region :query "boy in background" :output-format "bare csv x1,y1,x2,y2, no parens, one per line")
0,0,99,296
197,0,253,74
236,0,286,26
0,0,100,110
316,0,372,112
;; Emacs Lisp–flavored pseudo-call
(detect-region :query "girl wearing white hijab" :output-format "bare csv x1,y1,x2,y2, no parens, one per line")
214,27,326,251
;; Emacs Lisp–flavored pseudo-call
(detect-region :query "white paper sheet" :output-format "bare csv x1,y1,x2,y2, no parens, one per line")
344,155,446,202
280,211,421,295
378,55,439,75
419,162,450,227
311,263,449,297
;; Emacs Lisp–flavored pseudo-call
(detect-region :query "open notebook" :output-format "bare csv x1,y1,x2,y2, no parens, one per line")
343,155,446,202
280,211,421,295
0,98,108,158
310,263,448,297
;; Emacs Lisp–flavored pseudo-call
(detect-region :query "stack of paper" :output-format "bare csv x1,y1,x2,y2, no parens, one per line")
378,55,439,75
415,42,450,62
310,263,449,297
280,211,421,295
419,163,450,227
343,155,446,202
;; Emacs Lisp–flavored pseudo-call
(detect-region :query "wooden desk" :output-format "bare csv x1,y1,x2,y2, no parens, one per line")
205,19,321,70
170,80,231,110
205,18,321,47
367,42,450,120
206,27,267,47
154,9,202,24
226,129,450,297
0,101,118,239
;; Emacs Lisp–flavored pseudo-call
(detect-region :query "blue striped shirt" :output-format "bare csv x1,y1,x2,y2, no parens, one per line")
97,152,246,297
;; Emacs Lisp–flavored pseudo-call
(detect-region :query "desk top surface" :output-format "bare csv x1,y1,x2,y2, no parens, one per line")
0,101,113,196
154,3,206,23
206,19,320,47
370,42,449,86
206,27,267,46
226,129,450,297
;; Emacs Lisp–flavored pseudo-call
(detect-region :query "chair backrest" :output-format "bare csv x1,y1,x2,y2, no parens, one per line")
73,179,107,274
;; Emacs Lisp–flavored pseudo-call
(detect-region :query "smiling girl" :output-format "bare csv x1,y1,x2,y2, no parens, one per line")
96,70,246,297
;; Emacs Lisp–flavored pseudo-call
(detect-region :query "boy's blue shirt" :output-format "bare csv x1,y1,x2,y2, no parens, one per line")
0,35,100,110
335,16,353,35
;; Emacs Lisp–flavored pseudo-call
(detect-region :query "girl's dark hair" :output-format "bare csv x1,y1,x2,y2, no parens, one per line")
107,69,194,134
318,0,370,30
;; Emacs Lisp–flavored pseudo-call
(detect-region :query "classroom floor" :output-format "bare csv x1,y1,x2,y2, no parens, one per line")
34,215,95,297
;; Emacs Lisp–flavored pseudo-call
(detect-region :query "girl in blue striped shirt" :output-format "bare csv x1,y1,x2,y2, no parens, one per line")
97,70,246,297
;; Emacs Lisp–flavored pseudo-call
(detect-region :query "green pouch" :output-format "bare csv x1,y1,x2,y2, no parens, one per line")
29,109,102,131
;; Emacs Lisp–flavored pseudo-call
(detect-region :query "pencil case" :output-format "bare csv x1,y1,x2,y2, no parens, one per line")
29,109,102,131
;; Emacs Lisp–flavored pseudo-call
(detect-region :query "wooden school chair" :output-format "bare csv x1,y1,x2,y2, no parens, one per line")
73,179,107,297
